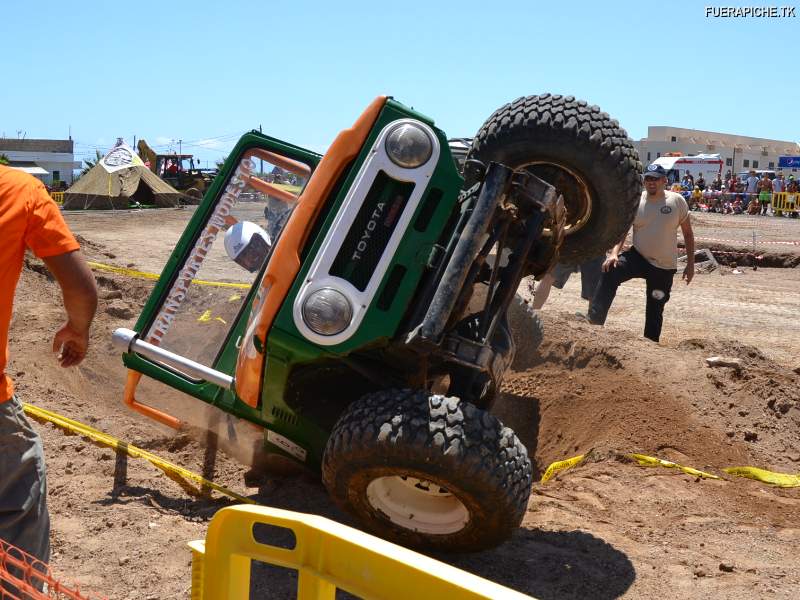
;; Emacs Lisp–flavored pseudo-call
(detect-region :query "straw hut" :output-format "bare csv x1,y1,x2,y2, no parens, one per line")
64,141,181,209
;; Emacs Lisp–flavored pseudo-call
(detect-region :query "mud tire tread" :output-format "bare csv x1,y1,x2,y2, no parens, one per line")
469,94,642,264
507,294,544,370
322,388,532,551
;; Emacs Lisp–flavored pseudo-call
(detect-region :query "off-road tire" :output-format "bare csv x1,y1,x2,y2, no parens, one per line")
507,294,544,370
322,389,532,552
469,94,642,265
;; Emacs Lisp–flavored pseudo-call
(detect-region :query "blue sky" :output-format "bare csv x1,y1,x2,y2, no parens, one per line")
1,0,797,167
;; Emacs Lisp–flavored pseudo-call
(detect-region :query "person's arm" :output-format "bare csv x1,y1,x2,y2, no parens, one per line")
680,215,695,285
531,273,554,310
41,250,98,367
602,229,629,272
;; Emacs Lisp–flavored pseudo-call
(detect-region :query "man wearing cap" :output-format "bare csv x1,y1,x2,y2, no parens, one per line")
587,163,694,342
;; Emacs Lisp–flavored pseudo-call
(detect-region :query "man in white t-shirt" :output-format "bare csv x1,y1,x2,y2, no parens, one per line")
773,173,784,193
744,170,760,209
588,163,695,342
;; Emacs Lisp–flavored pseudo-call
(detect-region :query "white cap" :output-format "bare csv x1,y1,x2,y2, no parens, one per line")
224,221,271,272
223,221,268,259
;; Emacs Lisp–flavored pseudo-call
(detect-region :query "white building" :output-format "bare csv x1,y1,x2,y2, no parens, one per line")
0,138,81,186
633,127,800,176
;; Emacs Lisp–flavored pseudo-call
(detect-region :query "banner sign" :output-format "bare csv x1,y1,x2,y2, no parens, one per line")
778,156,800,169
100,142,145,173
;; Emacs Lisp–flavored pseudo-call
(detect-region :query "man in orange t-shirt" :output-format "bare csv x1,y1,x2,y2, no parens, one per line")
0,166,97,571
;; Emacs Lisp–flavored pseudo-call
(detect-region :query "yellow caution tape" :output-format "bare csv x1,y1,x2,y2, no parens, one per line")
626,453,720,480
22,403,256,505
87,261,252,289
540,452,799,490
723,466,800,488
88,261,161,281
541,454,586,483
197,310,227,325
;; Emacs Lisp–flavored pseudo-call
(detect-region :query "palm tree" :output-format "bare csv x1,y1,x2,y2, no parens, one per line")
0,153,9,166
81,150,103,175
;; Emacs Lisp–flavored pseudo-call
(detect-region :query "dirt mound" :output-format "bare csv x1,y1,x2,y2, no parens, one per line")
701,243,800,268
676,337,768,363
484,312,800,599
676,241,800,268
496,313,800,476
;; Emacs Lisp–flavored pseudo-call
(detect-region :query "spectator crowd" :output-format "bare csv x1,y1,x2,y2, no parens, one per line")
671,169,799,217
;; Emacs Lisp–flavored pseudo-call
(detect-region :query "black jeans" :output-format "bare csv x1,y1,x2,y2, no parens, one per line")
588,248,677,342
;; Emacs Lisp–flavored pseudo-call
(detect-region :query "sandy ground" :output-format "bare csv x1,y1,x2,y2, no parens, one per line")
5,208,799,599
526,266,800,365
690,211,800,247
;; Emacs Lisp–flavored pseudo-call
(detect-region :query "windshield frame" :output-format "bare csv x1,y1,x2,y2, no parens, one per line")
127,134,321,390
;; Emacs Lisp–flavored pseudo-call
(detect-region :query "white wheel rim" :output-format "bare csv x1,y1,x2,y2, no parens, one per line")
366,475,470,535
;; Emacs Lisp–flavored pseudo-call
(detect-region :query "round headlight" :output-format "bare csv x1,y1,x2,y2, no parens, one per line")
385,123,433,169
302,288,352,336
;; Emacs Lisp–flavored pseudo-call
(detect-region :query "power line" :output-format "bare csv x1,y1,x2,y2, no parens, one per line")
147,132,244,149
73,131,244,151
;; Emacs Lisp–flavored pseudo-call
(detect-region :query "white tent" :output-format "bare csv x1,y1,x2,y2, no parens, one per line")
9,163,49,176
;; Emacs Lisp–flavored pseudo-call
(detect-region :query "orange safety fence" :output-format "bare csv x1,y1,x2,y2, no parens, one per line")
0,538,106,600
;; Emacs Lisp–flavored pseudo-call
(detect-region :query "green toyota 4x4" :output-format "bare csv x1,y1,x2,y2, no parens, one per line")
114,94,641,551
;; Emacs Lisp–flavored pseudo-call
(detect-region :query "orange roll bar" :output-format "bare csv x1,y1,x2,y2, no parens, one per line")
245,148,312,177
245,176,299,203
123,370,182,429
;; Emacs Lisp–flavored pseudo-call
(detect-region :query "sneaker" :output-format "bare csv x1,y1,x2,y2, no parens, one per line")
575,311,603,326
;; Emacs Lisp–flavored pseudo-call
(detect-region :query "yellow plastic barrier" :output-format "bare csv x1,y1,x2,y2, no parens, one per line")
189,505,535,600
51,191,64,205
771,192,799,214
